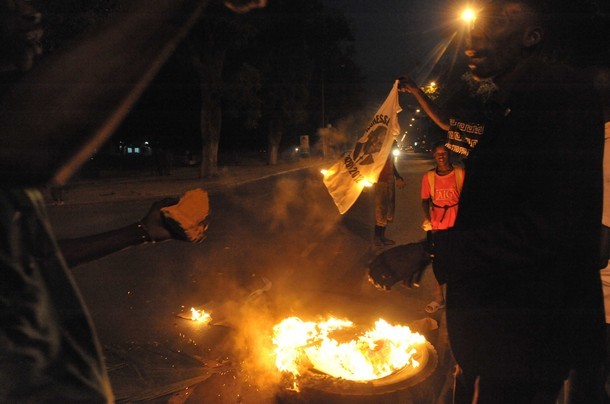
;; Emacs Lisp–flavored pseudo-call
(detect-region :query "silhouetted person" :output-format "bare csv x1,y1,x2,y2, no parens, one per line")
428,1,605,402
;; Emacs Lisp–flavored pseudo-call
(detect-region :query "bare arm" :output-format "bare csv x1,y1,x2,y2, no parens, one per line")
58,198,178,267
421,199,432,222
398,76,450,131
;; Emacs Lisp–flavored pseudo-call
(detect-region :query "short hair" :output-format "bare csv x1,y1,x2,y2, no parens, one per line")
431,141,448,153
495,0,604,65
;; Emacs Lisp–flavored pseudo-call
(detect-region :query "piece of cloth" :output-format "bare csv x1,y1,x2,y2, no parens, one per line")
421,169,462,230
433,59,605,385
0,189,113,402
161,188,209,243
367,241,431,290
323,81,401,214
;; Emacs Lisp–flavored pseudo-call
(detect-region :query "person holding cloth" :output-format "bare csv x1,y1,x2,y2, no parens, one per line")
428,0,605,402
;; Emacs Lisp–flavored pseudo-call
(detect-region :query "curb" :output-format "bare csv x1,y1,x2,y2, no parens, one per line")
46,160,326,206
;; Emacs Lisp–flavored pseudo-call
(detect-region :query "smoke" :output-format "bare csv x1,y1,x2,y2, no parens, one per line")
200,275,311,395
265,175,341,238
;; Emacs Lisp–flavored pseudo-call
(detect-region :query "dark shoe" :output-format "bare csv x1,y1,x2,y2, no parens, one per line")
381,237,395,245
380,226,395,245
373,225,384,246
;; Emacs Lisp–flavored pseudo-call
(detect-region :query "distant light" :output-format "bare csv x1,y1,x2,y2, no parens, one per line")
429,81,436,88
295,147,299,152
416,109,421,113
401,134,406,142
411,118,415,121
414,142,418,146
461,8,476,24
392,149,400,157
144,141,149,145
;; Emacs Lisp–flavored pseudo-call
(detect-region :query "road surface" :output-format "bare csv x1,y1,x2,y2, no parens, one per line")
48,155,451,403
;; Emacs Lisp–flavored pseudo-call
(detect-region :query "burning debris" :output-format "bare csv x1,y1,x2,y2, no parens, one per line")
189,308,212,324
176,306,213,325
272,316,435,394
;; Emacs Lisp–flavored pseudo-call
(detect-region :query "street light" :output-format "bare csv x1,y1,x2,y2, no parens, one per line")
461,8,476,24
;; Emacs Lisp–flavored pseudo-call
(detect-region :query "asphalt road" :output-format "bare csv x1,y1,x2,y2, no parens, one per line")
47,156,452,403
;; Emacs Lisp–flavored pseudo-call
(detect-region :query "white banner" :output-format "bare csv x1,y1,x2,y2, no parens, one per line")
323,81,402,214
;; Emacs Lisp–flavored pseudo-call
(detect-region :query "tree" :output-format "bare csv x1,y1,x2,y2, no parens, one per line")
228,0,362,165
186,0,361,169
188,2,260,177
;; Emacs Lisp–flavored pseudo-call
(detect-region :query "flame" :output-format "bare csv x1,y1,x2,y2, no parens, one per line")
190,307,212,324
272,316,426,384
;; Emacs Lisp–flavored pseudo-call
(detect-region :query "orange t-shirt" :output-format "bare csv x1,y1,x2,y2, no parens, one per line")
421,170,462,230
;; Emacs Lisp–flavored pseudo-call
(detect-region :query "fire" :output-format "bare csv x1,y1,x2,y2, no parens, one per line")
190,307,212,324
272,316,426,384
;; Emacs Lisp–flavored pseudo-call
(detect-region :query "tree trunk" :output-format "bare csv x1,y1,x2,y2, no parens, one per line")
267,117,283,165
191,27,226,178
200,87,221,177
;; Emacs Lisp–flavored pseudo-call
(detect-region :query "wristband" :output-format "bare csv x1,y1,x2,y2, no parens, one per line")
136,221,153,243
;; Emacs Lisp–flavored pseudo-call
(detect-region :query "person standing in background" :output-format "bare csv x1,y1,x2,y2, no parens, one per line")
373,141,405,246
421,142,464,314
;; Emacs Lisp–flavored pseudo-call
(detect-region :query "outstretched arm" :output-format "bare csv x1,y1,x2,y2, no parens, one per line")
58,198,179,267
398,75,449,131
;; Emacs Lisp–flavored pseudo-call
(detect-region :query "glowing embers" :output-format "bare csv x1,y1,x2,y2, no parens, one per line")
273,316,428,388
190,307,212,323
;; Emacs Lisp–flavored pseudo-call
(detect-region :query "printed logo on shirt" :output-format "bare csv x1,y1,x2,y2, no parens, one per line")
447,118,485,156
435,188,457,203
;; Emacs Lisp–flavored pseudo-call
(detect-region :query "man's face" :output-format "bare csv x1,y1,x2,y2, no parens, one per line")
364,130,385,154
464,1,536,80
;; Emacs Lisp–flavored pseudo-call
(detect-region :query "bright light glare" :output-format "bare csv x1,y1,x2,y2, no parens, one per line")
392,149,400,157
321,169,329,176
461,8,476,23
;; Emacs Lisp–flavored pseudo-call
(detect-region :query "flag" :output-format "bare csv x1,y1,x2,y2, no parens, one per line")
323,80,402,214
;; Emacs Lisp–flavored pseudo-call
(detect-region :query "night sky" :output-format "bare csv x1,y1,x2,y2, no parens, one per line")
321,0,466,103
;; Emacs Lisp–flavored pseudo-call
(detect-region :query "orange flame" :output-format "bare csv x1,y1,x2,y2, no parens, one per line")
190,307,212,324
272,316,426,386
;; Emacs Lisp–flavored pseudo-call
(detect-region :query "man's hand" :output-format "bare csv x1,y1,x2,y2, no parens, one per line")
422,219,432,232
397,75,418,94
396,177,406,189
141,198,179,242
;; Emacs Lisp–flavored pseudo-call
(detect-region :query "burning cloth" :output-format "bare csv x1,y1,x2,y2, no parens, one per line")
323,81,402,214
